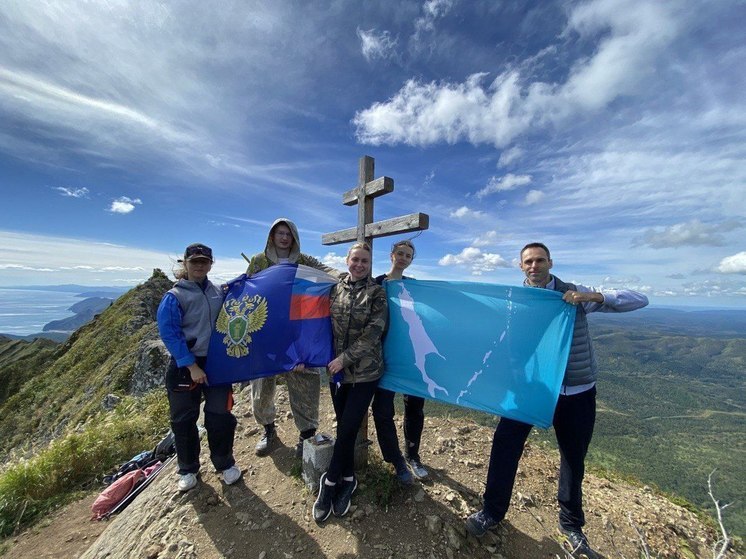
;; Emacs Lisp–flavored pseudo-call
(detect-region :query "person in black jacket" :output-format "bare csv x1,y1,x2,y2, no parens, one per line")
371,239,429,483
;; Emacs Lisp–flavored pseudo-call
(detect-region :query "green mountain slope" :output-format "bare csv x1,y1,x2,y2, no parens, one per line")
0,270,172,457
549,324,745,538
0,336,60,406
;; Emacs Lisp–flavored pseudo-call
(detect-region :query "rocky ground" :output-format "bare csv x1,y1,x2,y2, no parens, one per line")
2,384,737,559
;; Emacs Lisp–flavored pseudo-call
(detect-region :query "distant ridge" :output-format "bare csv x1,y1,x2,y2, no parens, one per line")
1,285,130,294
590,306,746,338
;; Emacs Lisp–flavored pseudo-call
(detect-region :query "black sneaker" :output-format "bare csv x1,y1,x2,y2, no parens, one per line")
465,509,501,537
313,473,334,523
255,424,277,456
394,460,414,485
332,477,358,517
559,527,600,559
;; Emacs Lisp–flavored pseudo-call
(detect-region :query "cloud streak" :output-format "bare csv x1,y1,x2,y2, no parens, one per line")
53,186,89,198
475,174,532,199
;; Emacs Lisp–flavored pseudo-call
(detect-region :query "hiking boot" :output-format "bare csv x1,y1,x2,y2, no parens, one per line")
177,473,197,492
407,458,429,480
222,465,241,485
465,509,501,537
332,477,358,517
255,424,277,456
295,429,316,458
313,473,334,523
395,460,414,486
559,527,600,559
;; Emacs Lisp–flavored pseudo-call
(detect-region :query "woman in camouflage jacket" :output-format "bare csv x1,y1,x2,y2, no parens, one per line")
313,241,387,523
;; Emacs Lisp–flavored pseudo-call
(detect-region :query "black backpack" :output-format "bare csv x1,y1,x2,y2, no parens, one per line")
103,450,157,485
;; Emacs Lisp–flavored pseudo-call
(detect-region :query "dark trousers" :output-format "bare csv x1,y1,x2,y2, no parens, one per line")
372,388,425,464
167,357,238,475
327,379,379,482
483,386,596,530
403,393,425,460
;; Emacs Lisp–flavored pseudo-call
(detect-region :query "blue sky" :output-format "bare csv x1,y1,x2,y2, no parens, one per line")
0,0,744,307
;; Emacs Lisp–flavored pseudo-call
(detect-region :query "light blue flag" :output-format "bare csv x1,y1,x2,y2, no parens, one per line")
380,280,576,429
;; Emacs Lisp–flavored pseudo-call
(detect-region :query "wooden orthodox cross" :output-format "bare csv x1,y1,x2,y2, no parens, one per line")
322,155,429,466
322,155,429,251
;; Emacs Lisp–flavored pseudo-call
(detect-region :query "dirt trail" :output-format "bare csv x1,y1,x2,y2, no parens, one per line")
2,385,735,559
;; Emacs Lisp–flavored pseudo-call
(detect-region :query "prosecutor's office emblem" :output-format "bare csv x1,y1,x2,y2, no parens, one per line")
216,294,268,358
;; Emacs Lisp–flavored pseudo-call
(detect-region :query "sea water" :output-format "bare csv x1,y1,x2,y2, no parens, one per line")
0,289,82,336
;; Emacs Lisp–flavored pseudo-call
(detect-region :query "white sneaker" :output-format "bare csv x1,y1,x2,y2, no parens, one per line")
222,465,241,485
407,458,429,480
177,473,197,492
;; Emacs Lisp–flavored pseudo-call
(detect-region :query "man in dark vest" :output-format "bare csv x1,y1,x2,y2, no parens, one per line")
466,242,649,559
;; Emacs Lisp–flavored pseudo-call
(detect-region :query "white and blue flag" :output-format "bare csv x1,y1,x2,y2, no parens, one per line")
380,279,575,428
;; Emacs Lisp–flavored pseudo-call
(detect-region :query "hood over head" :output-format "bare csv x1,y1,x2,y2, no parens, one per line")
264,218,301,263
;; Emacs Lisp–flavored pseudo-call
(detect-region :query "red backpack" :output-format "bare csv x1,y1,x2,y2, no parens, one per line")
91,469,146,520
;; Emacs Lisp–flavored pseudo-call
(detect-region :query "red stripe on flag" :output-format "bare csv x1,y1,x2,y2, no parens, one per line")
290,294,330,320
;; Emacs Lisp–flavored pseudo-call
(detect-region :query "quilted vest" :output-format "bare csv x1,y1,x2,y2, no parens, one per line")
552,276,597,386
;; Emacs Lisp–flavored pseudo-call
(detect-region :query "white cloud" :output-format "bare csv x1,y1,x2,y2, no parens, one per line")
602,275,642,284
322,252,348,270
523,189,545,206
414,0,454,38
0,230,246,286
717,251,746,274
449,206,483,219
357,28,398,62
636,219,742,248
108,196,142,214
207,220,241,229
472,230,499,247
497,146,523,167
681,278,746,297
476,174,532,199
53,186,89,198
0,264,55,272
438,246,510,275
355,1,679,147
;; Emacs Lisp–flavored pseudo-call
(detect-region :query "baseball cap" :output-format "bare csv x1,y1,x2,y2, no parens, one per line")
182,243,213,262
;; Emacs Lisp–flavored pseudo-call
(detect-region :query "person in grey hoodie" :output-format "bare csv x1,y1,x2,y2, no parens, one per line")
157,243,241,492
245,218,338,457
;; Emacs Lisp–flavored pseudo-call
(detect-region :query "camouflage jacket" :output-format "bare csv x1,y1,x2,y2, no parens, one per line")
330,273,388,384
247,252,334,275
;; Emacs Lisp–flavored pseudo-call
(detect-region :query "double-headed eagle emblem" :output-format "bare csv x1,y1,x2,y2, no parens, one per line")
216,294,268,358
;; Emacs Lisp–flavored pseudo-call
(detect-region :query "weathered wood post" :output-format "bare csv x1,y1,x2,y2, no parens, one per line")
322,155,429,467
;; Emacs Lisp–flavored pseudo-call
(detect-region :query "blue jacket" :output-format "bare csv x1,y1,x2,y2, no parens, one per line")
157,278,224,367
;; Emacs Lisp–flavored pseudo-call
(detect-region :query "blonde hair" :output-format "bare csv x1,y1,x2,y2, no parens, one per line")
173,261,188,280
347,241,372,258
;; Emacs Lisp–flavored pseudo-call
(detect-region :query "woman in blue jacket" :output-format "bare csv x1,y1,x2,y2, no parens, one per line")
157,243,240,492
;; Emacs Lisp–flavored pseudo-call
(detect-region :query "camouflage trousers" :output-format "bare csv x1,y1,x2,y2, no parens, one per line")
251,367,321,433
